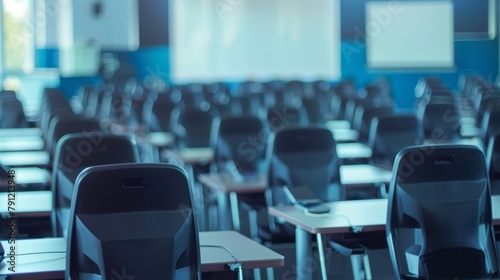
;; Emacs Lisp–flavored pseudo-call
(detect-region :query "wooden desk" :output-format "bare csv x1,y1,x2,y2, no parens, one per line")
0,191,52,218
0,167,51,190
0,151,50,167
0,136,44,152
199,164,392,231
0,231,284,279
0,128,42,138
268,196,500,280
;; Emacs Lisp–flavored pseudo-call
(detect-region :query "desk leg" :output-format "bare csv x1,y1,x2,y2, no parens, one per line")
229,192,240,231
296,227,313,280
216,192,233,230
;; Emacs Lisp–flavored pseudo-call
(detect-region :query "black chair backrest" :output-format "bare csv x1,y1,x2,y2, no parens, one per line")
51,133,140,237
212,116,267,173
66,163,200,280
352,106,394,142
268,126,343,204
421,102,461,143
171,107,218,148
387,145,499,279
0,90,18,101
266,104,308,132
369,114,423,169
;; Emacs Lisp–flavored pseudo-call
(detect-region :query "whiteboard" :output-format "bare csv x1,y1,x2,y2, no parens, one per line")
71,0,139,51
169,0,341,82
366,1,454,69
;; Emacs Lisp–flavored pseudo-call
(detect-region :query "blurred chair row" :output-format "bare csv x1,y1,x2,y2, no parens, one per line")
0,90,29,128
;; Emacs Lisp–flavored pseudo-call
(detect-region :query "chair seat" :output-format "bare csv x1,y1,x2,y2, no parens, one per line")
328,231,387,256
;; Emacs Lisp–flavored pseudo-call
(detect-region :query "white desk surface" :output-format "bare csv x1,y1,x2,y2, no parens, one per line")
461,125,482,138
0,167,50,188
325,120,351,130
0,136,44,152
0,151,50,167
336,142,372,159
163,147,214,165
0,128,42,138
0,191,52,218
200,164,392,194
339,164,392,186
0,231,284,279
146,132,175,147
269,195,500,235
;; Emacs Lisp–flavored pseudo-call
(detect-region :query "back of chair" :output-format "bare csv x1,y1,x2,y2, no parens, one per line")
352,106,394,142
212,116,267,173
46,115,102,157
172,107,218,148
147,92,179,133
482,108,500,147
387,145,498,279
51,133,140,237
369,114,423,169
486,133,500,194
66,163,200,280
302,96,327,124
266,105,308,133
421,102,461,143
268,126,342,204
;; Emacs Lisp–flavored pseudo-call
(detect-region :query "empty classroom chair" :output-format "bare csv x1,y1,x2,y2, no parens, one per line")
45,115,102,157
66,163,200,279
387,145,499,279
51,133,139,237
171,107,218,149
369,114,423,169
266,104,308,132
420,102,462,143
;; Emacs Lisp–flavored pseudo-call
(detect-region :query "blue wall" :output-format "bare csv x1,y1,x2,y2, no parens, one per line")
37,37,499,110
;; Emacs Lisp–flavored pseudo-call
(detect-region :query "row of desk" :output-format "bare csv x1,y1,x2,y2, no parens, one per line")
5,192,500,280
197,164,392,231
268,195,500,280
0,231,284,279
0,121,488,280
